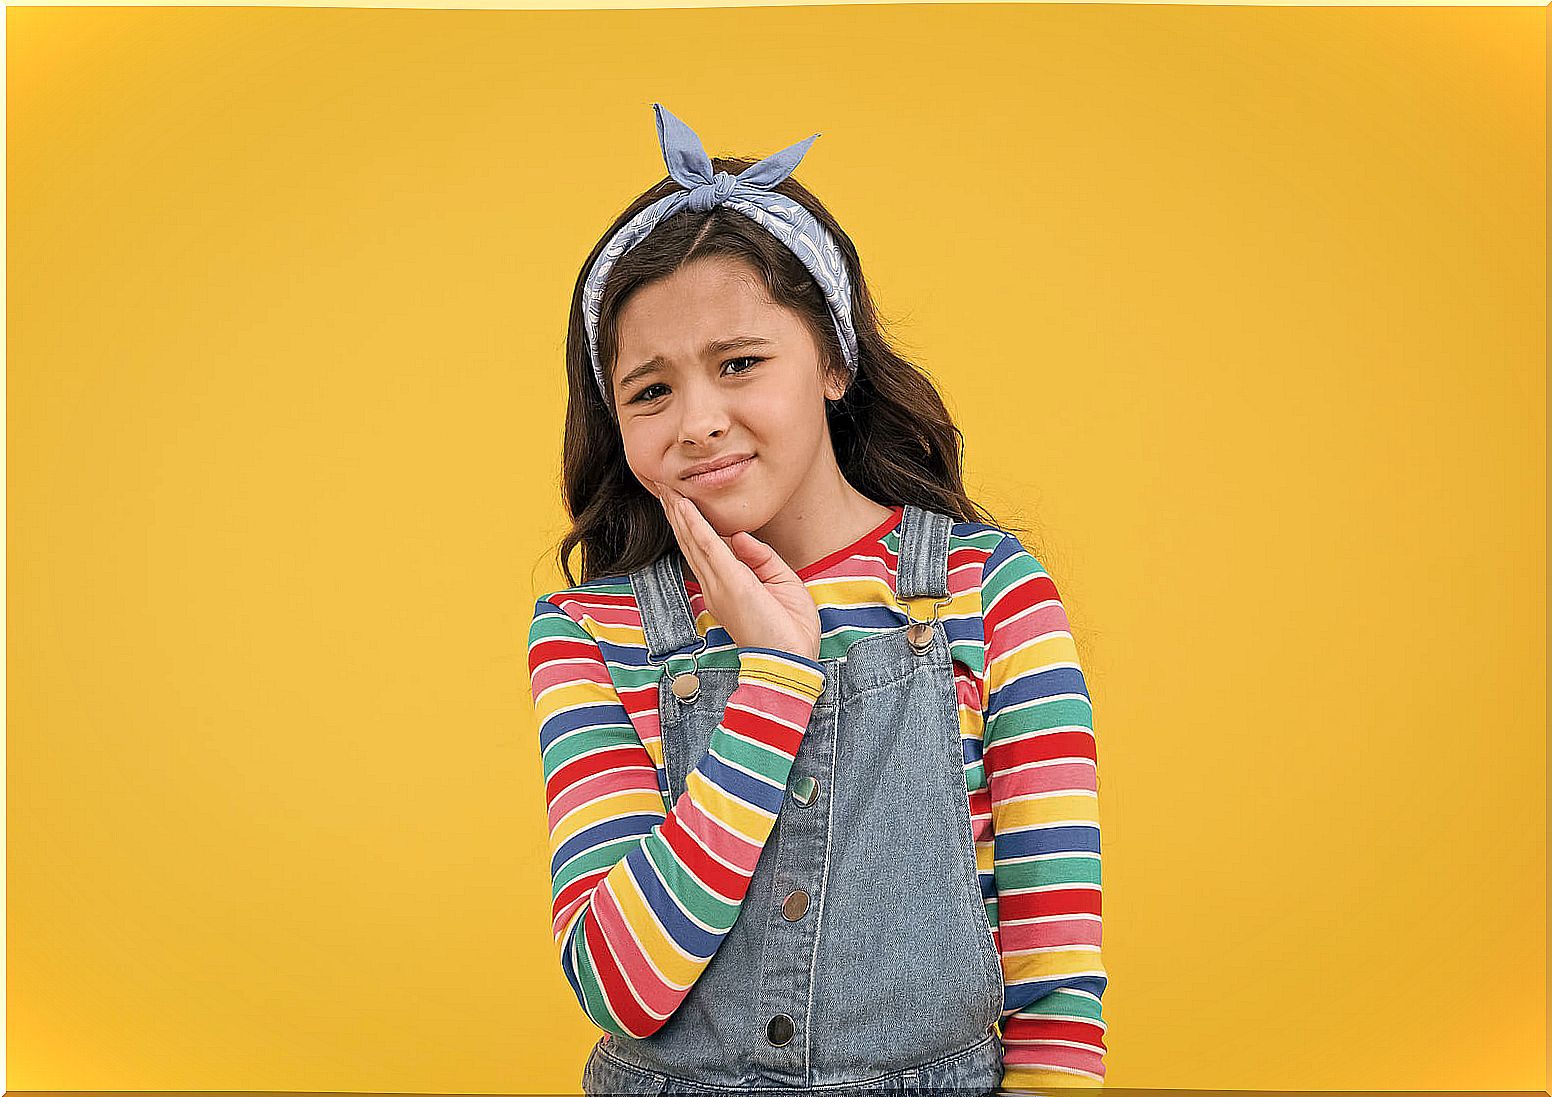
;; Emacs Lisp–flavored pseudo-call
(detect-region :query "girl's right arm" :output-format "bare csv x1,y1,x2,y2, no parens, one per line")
527,594,827,1038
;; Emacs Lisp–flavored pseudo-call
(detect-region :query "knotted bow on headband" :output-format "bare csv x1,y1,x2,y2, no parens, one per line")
581,103,860,404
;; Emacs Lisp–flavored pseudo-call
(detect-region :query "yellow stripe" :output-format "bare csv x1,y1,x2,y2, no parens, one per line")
549,787,666,850
1000,950,1105,980
976,836,997,878
1000,1062,1104,1089
989,630,1080,680
535,674,623,720
994,791,1100,827
608,855,704,990
684,768,775,843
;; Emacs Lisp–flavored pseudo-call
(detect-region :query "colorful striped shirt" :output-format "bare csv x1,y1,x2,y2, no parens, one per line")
525,504,1107,1088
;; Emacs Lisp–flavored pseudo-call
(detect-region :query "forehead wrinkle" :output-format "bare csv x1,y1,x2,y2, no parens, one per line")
615,332,776,390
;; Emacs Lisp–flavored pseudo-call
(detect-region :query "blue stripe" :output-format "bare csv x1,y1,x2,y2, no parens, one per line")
698,747,786,815
551,812,659,877
633,841,726,958
537,701,634,753
994,823,1102,859
986,665,1091,723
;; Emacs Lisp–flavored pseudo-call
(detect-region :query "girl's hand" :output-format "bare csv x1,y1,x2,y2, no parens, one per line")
649,479,821,663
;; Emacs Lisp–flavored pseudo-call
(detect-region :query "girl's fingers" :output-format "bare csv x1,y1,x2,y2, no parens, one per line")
654,480,711,586
653,479,684,542
659,483,744,593
666,491,720,590
670,487,743,569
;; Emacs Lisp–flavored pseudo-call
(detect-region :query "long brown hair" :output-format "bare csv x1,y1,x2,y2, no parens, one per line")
551,155,1033,588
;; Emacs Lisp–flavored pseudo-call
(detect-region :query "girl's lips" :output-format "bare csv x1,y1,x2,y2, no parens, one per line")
682,454,756,488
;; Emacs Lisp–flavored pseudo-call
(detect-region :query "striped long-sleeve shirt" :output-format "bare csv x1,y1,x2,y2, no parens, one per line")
525,505,1107,1088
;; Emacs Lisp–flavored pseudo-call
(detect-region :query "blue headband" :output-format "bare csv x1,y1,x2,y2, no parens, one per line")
581,102,860,404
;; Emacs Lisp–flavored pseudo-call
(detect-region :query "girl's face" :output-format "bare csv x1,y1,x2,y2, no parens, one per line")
610,255,845,533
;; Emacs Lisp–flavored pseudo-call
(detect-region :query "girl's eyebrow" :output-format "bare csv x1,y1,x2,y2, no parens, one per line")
617,334,774,390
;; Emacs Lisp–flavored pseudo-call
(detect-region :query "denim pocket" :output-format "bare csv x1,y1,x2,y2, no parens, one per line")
909,1028,1002,1093
584,1041,671,1096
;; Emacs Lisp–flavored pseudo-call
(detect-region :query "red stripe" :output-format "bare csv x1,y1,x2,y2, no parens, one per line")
545,743,656,805
984,571,1059,632
659,803,752,899
984,729,1097,768
997,885,1103,920
578,895,657,1035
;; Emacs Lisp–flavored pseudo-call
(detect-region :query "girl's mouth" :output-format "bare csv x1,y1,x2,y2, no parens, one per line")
683,454,756,487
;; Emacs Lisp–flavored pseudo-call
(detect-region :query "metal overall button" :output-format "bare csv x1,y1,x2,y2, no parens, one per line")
646,630,708,705
781,889,810,921
790,774,818,806
766,1013,794,1046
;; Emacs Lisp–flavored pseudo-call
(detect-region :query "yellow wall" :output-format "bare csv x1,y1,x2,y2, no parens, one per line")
6,4,1544,1090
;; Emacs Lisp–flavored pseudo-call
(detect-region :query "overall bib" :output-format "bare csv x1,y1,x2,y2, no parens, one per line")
584,504,1004,1096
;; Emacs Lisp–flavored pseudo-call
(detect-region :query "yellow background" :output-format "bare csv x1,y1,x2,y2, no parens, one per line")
6,4,1545,1090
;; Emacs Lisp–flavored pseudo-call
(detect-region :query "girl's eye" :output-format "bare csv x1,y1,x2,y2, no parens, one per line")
627,357,764,404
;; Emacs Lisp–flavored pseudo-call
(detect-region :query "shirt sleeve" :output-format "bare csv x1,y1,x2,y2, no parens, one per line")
526,595,827,1038
978,536,1109,1090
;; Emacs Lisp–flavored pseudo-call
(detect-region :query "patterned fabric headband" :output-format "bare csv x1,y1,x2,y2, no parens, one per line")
580,102,860,405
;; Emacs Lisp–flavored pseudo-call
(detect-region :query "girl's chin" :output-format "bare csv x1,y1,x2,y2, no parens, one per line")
682,488,765,531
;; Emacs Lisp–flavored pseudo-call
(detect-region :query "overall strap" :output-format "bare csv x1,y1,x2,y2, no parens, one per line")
631,503,955,655
628,551,702,659
896,503,954,600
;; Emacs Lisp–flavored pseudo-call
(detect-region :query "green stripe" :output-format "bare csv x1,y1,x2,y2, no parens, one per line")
571,931,624,1035
641,836,742,931
981,535,1043,606
555,836,653,893
1019,987,1105,1022
541,721,639,774
996,854,1101,890
708,724,801,785
985,695,1095,745
529,605,589,642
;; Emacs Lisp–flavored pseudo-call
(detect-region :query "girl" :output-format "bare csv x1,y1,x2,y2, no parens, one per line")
526,103,1107,1095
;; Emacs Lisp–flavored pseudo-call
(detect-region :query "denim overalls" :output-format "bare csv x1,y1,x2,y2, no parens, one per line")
584,504,1005,1096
